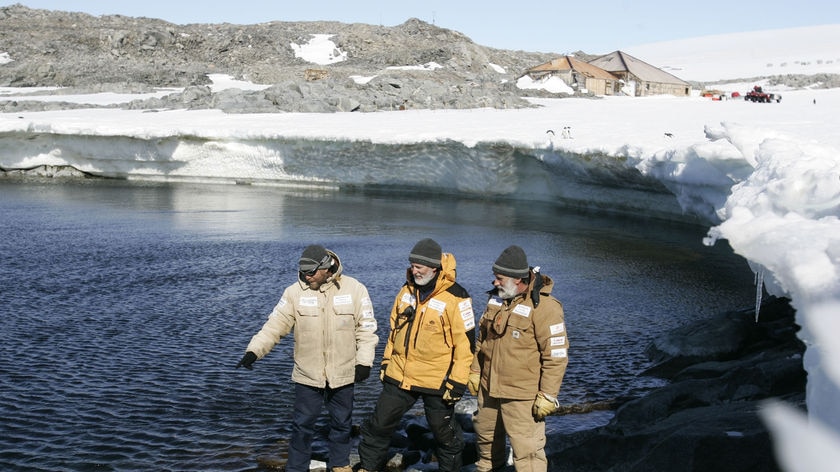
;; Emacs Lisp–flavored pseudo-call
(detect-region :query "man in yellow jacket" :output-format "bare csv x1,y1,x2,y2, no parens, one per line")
358,238,475,472
236,245,378,472
469,245,569,472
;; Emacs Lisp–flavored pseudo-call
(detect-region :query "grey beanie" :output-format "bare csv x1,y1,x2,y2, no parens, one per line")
408,238,442,268
493,245,530,278
299,244,331,272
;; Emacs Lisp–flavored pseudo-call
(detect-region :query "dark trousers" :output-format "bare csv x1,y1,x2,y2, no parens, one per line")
358,382,463,472
286,382,354,472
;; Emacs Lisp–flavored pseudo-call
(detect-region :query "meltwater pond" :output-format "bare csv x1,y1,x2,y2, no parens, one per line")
0,179,756,471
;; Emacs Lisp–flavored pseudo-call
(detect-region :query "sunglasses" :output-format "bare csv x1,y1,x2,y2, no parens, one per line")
299,254,332,278
300,267,320,277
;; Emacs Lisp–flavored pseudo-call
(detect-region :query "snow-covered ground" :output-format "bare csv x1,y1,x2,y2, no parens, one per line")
626,24,840,83
2,24,840,471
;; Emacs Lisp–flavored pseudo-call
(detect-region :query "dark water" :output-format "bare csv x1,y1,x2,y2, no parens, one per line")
0,179,756,471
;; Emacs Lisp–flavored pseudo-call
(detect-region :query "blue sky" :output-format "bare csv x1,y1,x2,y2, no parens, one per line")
3,0,838,53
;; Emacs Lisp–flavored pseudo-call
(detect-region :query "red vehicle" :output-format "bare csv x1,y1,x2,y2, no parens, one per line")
745,85,782,103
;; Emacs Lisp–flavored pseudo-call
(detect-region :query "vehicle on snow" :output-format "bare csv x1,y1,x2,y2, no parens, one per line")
745,85,782,103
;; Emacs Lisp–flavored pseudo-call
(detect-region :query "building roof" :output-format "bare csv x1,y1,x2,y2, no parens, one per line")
526,55,618,81
588,51,689,85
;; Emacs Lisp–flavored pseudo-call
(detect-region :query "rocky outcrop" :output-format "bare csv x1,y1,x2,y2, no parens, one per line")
545,297,804,472
0,5,568,112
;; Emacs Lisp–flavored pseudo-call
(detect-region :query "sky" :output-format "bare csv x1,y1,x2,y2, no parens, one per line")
3,0,840,54
2,24,840,470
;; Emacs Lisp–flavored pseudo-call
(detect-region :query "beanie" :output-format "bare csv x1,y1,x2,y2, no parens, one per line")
493,245,530,279
299,244,331,272
408,238,442,268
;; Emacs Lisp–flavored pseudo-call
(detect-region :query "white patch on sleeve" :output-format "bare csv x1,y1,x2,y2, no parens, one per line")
362,309,375,319
550,336,566,346
428,298,446,313
333,294,352,305
488,296,503,306
299,296,318,307
362,296,373,306
551,348,568,358
464,318,475,330
361,321,377,331
277,297,288,307
401,292,415,305
512,304,531,317
459,299,474,323
549,323,565,335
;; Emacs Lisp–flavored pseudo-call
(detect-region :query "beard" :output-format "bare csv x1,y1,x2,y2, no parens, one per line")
413,271,436,287
496,278,519,299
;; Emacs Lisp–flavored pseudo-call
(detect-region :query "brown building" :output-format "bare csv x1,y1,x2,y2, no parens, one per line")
522,55,621,95
588,51,691,97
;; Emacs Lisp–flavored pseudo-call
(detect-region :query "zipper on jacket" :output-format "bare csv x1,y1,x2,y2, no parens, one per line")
398,286,419,356
411,308,426,350
439,312,451,348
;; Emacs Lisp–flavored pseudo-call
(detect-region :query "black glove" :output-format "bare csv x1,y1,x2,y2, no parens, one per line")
355,364,371,382
442,383,465,405
530,267,543,307
236,351,257,370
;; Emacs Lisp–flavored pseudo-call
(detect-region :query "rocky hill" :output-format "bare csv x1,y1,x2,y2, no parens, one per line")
0,4,585,113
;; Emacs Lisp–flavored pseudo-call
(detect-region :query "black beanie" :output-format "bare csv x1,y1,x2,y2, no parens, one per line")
299,244,331,272
408,238,442,268
493,245,529,278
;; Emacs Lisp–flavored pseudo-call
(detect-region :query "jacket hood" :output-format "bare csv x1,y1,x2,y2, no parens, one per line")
531,268,554,296
298,249,344,291
404,252,457,294
487,267,554,305
326,249,344,280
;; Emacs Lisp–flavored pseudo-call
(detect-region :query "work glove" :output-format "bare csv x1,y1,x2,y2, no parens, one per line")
532,392,560,421
442,383,465,405
236,351,257,370
467,370,481,396
379,361,389,381
355,364,371,382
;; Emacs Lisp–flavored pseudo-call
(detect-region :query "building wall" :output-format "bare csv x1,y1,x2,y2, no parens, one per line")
528,71,658,97
610,72,690,97
583,76,608,95
639,81,691,97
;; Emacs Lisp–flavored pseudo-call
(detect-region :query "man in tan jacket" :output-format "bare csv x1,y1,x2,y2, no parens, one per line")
469,245,569,472
237,244,378,472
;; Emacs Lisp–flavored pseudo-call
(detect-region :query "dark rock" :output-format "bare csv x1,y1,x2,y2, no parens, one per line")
544,297,805,472
642,296,799,379
548,401,782,472
0,4,562,112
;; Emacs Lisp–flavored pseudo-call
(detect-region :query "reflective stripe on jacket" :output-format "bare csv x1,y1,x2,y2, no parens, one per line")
246,251,378,388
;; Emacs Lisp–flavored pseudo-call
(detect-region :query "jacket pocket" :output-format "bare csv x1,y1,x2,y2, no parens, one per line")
414,313,452,359
507,312,532,329
505,313,535,344
503,313,540,378
296,305,321,325
334,312,356,331
333,312,358,364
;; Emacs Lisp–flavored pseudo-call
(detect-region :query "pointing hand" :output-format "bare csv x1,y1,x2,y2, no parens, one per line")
236,351,257,370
